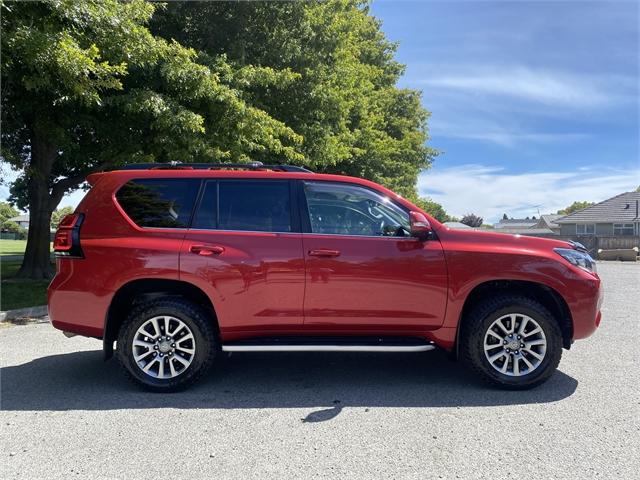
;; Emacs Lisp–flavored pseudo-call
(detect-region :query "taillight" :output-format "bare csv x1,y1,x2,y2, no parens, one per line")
53,213,84,258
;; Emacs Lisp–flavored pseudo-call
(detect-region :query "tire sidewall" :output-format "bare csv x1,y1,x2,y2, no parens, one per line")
468,301,562,388
117,301,214,392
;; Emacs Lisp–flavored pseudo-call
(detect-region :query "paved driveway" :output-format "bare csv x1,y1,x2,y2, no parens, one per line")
1,262,638,479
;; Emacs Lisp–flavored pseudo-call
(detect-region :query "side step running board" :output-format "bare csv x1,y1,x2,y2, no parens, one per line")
221,336,435,353
222,344,435,352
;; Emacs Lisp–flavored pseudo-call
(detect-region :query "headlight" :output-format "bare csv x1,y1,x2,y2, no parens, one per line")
554,248,597,273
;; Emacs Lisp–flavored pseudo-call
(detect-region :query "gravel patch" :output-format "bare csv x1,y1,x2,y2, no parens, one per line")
1,262,638,479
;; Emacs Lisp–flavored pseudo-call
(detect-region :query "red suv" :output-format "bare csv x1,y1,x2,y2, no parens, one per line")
48,162,603,392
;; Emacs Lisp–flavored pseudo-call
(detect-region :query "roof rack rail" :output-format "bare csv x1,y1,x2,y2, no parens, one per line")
120,161,312,173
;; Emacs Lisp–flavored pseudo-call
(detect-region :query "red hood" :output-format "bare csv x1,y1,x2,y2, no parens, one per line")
436,225,574,252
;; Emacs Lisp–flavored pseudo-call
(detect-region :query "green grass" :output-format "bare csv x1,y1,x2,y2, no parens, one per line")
0,240,53,256
0,239,28,256
1,260,50,310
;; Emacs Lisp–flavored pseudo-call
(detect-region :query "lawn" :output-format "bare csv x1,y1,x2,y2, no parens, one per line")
0,239,28,256
1,261,51,311
0,240,53,256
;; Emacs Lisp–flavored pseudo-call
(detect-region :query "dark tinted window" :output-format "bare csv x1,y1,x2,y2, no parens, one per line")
217,181,291,232
192,181,217,229
116,179,199,228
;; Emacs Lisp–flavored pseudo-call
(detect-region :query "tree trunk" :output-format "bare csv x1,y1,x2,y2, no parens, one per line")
16,202,54,279
15,129,56,280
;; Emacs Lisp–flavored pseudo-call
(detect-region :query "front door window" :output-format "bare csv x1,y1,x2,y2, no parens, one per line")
303,181,410,237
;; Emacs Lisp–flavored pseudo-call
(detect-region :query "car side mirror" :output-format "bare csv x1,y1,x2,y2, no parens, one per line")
409,211,432,240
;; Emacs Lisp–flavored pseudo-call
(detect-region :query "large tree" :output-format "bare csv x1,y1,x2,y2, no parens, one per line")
151,0,435,199
1,0,302,278
2,0,435,279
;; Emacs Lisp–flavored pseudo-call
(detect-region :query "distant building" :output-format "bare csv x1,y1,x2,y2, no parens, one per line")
443,221,473,229
533,214,562,234
492,214,561,236
494,218,537,230
7,214,29,230
556,191,640,237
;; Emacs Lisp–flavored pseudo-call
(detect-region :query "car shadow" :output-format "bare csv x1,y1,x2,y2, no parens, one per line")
0,349,578,415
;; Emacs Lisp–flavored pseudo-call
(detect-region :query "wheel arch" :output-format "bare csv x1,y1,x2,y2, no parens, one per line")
103,278,218,360
453,279,573,359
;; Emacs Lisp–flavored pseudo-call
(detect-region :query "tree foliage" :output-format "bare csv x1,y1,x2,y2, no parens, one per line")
0,201,19,223
557,201,595,216
1,0,435,278
50,206,74,229
150,0,435,199
460,213,483,228
1,220,27,239
413,198,455,223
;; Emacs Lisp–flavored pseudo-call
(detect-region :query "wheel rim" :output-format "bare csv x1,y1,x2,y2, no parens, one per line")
132,316,196,379
483,313,547,377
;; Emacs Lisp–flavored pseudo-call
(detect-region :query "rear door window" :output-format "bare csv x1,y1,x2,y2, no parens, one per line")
116,178,200,228
193,180,292,232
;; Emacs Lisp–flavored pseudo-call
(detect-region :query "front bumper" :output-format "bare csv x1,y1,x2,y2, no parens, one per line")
570,273,603,341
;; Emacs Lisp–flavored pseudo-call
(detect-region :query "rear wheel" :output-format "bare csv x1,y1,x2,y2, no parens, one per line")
461,295,562,390
116,298,216,392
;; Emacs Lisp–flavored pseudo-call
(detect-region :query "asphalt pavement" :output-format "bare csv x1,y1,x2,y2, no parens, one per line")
1,262,638,479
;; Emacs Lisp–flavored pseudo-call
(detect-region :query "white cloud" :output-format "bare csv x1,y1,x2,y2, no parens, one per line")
418,164,640,223
418,67,634,108
428,121,590,147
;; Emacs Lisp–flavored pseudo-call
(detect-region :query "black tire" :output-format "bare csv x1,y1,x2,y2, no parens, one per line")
461,295,562,390
116,297,216,392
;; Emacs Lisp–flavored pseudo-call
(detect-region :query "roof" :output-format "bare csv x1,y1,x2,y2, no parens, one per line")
443,221,473,229
494,227,555,235
87,169,444,229
494,218,538,228
536,214,562,229
556,192,640,224
8,214,29,222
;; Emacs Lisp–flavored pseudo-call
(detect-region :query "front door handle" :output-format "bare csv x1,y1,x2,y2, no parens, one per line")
190,244,225,256
308,249,341,257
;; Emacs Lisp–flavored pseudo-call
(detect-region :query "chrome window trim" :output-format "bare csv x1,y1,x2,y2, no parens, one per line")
301,232,413,240
185,228,298,235
184,228,413,239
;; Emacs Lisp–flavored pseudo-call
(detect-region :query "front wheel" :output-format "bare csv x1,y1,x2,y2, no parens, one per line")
461,295,563,390
116,298,216,392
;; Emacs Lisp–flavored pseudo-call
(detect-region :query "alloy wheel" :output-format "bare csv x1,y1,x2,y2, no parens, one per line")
132,316,196,379
483,313,547,377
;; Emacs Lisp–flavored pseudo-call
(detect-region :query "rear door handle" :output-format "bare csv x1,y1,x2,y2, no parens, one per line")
190,244,225,256
308,249,341,257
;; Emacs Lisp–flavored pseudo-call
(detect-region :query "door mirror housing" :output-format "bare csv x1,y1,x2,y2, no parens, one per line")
409,211,432,239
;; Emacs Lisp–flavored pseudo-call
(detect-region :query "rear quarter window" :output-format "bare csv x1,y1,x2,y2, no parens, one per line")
116,178,200,228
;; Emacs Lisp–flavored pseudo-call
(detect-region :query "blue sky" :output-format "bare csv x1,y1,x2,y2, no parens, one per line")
2,1,638,223
372,0,639,222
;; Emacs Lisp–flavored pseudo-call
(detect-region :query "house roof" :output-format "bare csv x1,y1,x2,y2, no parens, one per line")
556,192,640,224
494,218,538,228
494,227,556,235
443,221,473,229
8,214,29,222
536,214,562,229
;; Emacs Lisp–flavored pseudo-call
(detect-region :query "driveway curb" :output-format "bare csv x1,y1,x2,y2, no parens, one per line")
0,305,48,322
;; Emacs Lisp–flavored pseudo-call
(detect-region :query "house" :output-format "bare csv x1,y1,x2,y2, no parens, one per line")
492,216,556,235
443,221,473,229
494,218,538,229
7,214,29,230
534,214,562,234
556,191,640,237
